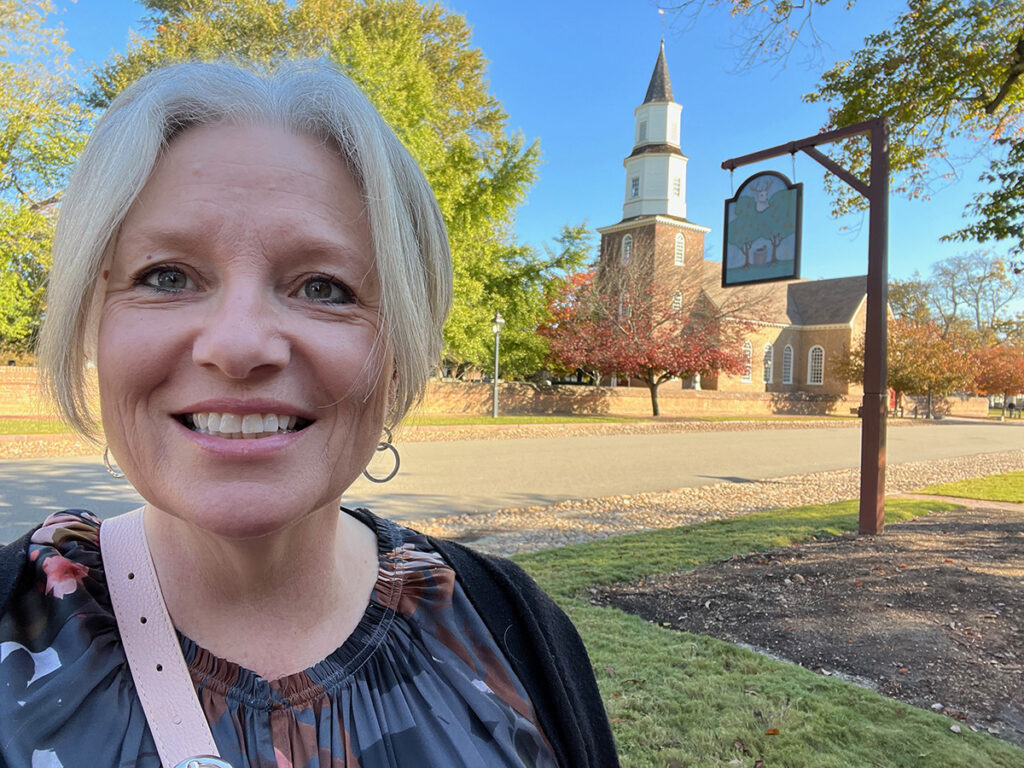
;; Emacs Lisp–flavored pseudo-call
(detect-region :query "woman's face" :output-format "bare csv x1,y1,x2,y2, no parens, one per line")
97,122,391,538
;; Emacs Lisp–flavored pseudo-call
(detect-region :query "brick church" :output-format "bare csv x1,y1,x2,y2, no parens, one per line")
595,42,867,398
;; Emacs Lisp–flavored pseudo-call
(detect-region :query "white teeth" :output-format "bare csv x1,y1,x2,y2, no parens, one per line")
219,413,242,434
206,412,221,432
187,412,301,438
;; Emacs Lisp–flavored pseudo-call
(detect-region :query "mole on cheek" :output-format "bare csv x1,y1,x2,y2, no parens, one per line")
102,270,110,280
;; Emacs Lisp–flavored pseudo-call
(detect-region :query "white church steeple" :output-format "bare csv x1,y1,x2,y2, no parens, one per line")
622,41,688,220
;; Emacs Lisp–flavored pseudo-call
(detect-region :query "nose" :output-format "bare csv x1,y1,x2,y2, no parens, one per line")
191,289,291,379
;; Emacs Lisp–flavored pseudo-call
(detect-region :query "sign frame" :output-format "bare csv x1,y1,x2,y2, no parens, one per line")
722,170,803,287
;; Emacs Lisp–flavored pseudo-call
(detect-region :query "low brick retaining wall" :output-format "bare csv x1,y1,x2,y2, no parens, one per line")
417,381,989,419
0,366,989,420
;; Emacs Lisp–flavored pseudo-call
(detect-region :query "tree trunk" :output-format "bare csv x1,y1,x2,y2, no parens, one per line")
648,381,661,417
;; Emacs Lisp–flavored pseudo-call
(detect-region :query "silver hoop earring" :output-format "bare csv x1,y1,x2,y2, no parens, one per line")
103,445,126,479
362,427,400,484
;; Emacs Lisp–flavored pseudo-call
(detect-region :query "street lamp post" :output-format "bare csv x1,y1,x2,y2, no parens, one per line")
491,311,505,419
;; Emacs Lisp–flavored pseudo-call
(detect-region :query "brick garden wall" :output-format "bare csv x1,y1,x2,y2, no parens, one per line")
0,366,60,417
416,380,863,418
1,367,988,420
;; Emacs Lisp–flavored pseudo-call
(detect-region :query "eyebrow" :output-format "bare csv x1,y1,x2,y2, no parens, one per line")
120,225,371,265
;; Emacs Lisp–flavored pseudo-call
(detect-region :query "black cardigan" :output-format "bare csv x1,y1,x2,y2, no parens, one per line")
0,523,620,767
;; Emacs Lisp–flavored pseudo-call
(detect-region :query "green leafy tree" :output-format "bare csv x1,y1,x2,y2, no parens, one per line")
663,0,1024,264
449,224,591,380
947,136,1024,261
0,0,90,355
888,277,933,323
89,0,546,374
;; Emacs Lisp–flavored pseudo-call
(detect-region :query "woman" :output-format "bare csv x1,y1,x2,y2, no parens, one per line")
0,61,617,767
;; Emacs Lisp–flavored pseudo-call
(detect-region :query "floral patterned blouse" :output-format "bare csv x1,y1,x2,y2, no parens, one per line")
0,509,557,768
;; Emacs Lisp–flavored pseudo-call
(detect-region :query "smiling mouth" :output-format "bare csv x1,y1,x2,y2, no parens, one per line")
176,412,313,439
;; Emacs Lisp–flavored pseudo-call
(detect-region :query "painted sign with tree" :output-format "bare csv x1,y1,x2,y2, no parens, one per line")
722,170,802,286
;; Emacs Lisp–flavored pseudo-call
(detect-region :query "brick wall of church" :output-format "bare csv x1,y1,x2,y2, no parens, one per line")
714,300,868,396
598,220,708,312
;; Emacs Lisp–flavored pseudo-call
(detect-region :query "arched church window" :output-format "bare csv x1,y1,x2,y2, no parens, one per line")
674,234,685,266
808,345,824,386
741,341,753,382
763,344,773,384
621,234,632,263
782,344,793,384
672,290,682,311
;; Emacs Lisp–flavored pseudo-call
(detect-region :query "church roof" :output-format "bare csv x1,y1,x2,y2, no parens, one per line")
787,275,867,325
700,265,867,326
643,41,674,104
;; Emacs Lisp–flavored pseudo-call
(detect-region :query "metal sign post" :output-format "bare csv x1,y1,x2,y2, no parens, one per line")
722,117,889,534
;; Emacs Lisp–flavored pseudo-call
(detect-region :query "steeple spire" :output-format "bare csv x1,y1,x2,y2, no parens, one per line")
643,40,674,104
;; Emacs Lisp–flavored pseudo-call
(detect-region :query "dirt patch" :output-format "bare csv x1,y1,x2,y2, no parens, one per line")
593,502,1024,747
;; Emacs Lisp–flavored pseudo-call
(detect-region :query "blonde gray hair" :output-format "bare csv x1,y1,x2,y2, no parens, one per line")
38,60,452,436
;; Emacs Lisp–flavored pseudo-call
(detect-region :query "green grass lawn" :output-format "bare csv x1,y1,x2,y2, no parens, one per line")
917,471,1024,504
0,417,77,435
513,499,1024,767
988,407,1024,419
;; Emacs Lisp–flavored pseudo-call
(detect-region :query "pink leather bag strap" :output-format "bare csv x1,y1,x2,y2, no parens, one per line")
101,508,229,768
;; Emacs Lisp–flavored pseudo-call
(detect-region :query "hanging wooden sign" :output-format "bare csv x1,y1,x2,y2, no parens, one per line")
722,170,803,287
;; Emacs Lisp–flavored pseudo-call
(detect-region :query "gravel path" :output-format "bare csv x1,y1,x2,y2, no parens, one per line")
399,449,1024,557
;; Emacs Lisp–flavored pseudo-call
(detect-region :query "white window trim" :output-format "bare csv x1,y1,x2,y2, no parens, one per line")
672,290,682,311
763,343,773,384
782,344,793,384
674,233,685,266
741,341,752,383
630,176,640,198
807,345,824,386
621,234,632,262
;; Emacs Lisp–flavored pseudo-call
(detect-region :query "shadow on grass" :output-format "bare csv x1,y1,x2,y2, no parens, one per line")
514,498,958,598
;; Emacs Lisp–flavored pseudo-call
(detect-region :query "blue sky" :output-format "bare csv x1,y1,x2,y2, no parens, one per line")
54,0,1007,283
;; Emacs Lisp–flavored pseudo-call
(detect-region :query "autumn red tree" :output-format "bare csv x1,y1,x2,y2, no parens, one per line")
974,344,1024,416
835,318,976,417
541,262,748,416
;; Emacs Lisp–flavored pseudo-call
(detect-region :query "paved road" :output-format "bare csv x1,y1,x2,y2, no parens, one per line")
1,420,1020,541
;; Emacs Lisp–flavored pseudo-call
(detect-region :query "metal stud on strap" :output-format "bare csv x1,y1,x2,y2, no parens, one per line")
173,757,234,768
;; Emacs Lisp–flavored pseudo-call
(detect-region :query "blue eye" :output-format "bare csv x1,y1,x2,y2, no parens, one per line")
139,267,191,292
302,277,353,304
